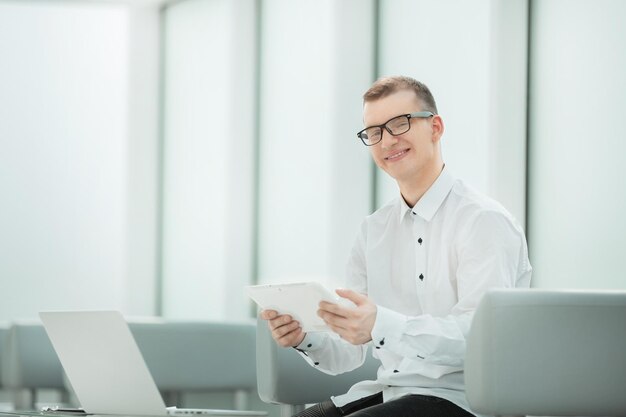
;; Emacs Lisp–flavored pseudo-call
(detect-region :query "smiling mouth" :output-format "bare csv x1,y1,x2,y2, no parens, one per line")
384,149,409,161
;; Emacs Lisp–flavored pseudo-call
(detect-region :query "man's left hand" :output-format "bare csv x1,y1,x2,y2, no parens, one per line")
318,289,377,345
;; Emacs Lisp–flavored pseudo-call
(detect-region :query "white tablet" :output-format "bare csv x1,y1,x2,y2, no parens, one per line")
246,282,340,332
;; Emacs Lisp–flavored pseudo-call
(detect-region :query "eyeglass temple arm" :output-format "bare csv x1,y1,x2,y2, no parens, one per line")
408,111,435,118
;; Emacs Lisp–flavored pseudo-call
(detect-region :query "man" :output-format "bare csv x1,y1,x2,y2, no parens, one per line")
261,76,531,417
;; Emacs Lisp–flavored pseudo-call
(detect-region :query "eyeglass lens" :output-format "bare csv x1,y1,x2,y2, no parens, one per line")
362,115,411,145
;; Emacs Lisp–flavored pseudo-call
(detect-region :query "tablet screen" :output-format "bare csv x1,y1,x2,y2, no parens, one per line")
246,282,339,332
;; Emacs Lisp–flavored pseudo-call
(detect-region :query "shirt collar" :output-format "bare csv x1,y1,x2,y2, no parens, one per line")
398,166,456,222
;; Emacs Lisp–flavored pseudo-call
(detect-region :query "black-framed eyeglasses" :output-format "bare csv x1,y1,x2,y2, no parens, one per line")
356,111,435,146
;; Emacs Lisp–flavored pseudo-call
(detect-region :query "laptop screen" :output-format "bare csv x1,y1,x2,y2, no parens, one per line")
40,311,167,416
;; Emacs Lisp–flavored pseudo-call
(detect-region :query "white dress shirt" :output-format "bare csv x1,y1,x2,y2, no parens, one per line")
295,167,532,414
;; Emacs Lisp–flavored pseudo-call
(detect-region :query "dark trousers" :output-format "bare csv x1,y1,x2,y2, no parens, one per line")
293,392,476,417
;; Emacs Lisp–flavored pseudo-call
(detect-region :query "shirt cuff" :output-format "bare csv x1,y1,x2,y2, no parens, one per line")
371,305,407,350
294,332,326,352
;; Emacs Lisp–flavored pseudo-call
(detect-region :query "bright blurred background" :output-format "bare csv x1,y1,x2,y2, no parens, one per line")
1,0,625,324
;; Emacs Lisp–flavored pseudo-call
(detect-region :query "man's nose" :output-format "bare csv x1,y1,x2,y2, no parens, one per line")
381,128,398,149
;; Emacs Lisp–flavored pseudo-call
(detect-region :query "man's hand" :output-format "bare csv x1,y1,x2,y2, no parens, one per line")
260,309,306,348
318,289,377,345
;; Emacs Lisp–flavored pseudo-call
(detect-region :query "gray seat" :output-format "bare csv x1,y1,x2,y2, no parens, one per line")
256,316,379,417
129,319,257,409
0,322,7,385
0,322,10,407
465,288,626,417
2,318,258,411
0,320,67,410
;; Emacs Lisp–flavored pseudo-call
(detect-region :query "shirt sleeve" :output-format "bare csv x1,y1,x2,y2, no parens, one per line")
292,331,369,375
370,210,530,368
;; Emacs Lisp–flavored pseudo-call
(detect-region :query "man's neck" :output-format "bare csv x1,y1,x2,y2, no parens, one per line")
398,161,445,207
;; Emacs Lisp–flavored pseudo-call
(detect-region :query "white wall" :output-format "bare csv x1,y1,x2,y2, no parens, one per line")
527,0,626,289
160,0,257,320
257,0,374,288
4,0,625,323
159,0,376,321
124,4,162,315
376,0,528,226
0,2,160,320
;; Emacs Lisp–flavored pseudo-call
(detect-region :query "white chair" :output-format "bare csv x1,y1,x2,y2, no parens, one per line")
465,288,626,416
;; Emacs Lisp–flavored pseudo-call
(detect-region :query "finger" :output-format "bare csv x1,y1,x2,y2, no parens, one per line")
268,314,293,330
335,288,368,305
260,309,278,320
277,327,304,348
319,301,355,319
318,309,350,330
272,320,301,339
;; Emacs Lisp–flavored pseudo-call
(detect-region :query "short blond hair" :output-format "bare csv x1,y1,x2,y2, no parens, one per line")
363,75,438,114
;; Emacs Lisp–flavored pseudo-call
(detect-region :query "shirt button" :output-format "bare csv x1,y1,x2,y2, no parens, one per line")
379,338,385,346
314,362,319,366
393,370,399,373
307,343,312,348
419,273,424,281
418,237,423,245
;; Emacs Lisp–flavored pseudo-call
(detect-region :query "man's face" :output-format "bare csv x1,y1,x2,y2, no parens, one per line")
362,89,441,184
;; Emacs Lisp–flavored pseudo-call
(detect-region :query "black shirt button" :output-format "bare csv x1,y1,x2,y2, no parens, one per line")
393,370,399,373
307,343,312,348
379,338,385,346
418,237,423,245
314,362,319,366
419,273,424,281
375,346,380,349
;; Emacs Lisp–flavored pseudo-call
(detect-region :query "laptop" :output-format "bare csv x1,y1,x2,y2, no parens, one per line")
39,311,266,417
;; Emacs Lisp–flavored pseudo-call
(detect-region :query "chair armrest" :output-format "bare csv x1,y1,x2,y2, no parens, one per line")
465,288,626,416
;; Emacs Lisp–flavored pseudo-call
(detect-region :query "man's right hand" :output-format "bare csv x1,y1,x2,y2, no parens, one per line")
260,309,306,348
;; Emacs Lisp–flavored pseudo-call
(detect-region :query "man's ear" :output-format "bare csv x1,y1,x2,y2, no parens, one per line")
431,115,445,143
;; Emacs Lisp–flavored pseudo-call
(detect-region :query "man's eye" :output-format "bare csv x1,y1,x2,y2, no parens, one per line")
390,120,409,130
